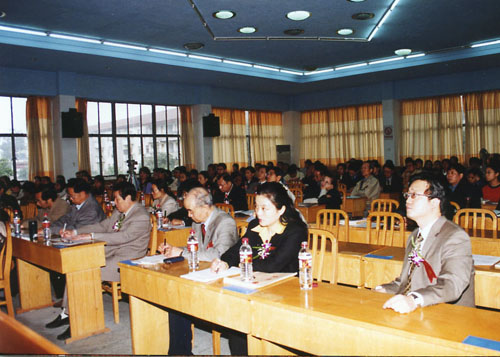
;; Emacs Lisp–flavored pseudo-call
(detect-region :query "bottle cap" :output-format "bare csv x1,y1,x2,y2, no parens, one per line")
301,241,308,248
242,238,249,244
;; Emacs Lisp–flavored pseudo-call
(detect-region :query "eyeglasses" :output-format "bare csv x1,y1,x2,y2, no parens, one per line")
403,192,432,200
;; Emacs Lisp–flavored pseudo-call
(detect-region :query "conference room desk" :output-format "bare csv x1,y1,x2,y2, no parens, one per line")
12,237,109,343
297,204,325,223
157,227,191,248
342,196,366,217
336,242,384,286
120,261,500,356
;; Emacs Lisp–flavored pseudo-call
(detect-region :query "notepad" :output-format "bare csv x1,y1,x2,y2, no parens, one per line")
181,267,240,283
472,254,500,267
132,254,166,265
223,271,296,289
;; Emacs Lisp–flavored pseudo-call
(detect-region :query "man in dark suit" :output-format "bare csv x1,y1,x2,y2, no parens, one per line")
214,173,248,211
379,162,403,193
376,173,475,313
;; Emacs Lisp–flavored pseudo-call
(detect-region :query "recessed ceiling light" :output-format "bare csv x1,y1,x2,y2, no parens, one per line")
238,27,257,34
213,10,235,19
395,48,412,56
352,12,375,20
347,0,366,2
286,10,311,21
0,11,6,18
183,42,204,50
337,28,354,36
284,29,305,36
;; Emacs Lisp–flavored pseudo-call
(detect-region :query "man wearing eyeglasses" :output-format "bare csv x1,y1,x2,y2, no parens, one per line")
375,172,474,314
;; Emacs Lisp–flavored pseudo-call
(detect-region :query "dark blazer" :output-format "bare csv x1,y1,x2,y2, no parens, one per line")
381,216,475,308
221,218,307,273
52,194,106,232
318,188,342,209
214,184,248,211
379,174,403,193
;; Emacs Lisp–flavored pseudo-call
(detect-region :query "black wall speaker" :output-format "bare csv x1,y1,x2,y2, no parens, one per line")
61,108,84,138
203,113,220,137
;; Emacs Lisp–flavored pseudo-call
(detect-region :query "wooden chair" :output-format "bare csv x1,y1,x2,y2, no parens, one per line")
246,193,256,210
102,281,122,324
308,228,338,284
20,202,37,220
370,198,399,213
288,181,304,190
449,201,460,211
237,220,248,237
144,193,153,207
148,214,158,255
0,224,14,316
315,209,349,242
453,208,498,238
365,211,406,247
289,187,303,206
215,203,235,218
337,182,347,193
4,208,14,223
338,185,347,210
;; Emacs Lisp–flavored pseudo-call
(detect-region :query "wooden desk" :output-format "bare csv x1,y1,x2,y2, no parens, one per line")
12,237,109,343
297,204,325,223
0,311,66,354
249,279,500,356
342,197,366,217
337,241,383,286
157,227,190,249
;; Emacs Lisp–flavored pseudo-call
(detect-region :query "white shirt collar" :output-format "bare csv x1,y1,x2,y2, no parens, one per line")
418,216,440,249
75,198,87,210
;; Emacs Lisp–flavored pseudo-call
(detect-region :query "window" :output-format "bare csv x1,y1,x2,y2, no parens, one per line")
88,101,181,176
0,96,28,180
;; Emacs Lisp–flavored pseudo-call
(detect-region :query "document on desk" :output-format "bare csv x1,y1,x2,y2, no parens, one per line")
223,271,296,289
472,254,500,267
132,254,166,265
181,267,241,283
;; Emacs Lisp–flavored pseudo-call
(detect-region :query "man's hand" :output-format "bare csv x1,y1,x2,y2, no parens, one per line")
210,258,229,273
158,241,183,258
374,286,387,293
383,294,417,314
60,229,77,238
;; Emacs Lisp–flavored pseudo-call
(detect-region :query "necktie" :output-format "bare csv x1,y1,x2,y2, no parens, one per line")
201,223,206,243
224,192,229,204
402,232,424,295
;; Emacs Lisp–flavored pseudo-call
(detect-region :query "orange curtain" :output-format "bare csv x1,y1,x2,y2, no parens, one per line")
26,96,55,180
248,110,283,165
75,98,91,173
463,90,500,161
212,108,248,167
180,106,195,169
300,103,383,166
400,96,463,163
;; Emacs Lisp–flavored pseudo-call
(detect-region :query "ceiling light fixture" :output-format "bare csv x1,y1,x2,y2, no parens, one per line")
213,10,235,20
0,11,6,18
188,54,221,63
286,10,311,21
254,64,279,72
284,29,305,36
149,48,187,57
394,48,412,56
336,62,367,71
471,39,500,48
367,0,400,41
238,27,257,34
304,68,334,76
347,0,366,2
352,13,374,20
0,25,46,36
369,57,404,65
49,33,101,44
183,42,204,50
406,53,425,59
102,41,147,51
222,59,252,67
337,28,354,36
280,69,304,76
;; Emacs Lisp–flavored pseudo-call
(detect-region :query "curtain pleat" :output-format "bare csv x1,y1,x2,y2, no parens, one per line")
180,106,196,169
75,98,91,173
212,108,248,167
249,111,283,165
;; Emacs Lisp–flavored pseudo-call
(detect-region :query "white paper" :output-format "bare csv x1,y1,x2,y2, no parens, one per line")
472,254,500,266
181,266,240,283
132,254,166,265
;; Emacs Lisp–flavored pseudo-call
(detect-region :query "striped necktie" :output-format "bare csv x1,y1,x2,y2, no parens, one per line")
402,232,424,295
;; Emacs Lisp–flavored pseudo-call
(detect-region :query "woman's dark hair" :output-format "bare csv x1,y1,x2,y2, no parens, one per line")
139,167,151,176
198,171,210,181
152,179,175,198
256,182,306,228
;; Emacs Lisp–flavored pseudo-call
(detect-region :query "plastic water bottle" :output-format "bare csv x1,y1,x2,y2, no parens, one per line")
299,241,313,290
42,213,51,241
13,210,21,238
187,229,199,271
140,192,146,206
156,206,163,228
239,238,253,282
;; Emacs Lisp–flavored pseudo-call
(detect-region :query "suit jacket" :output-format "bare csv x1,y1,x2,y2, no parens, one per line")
379,174,403,193
381,216,475,307
52,195,106,233
78,202,151,281
152,194,179,217
183,207,239,262
214,185,248,211
23,196,70,228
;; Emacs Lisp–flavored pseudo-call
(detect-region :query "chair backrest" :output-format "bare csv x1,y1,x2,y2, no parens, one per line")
236,221,248,238
20,202,37,220
449,201,460,216
289,188,303,206
1,224,12,282
338,185,347,210
365,211,406,247
315,209,349,242
308,228,338,284
453,208,498,238
215,203,235,218
246,193,256,211
148,214,158,256
144,193,153,207
370,198,399,213
288,181,304,190
4,208,14,224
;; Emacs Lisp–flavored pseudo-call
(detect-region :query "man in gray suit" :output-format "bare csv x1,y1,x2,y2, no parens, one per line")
22,186,70,228
376,172,475,314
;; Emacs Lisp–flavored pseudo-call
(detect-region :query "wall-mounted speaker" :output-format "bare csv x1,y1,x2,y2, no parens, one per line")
61,108,84,138
203,113,220,137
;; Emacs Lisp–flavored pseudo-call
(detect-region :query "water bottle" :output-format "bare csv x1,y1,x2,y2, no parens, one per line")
299,241,313,290
156,206,163,228
187,229,199,271
140,192,146,206
42,213,51,241
13,210,21,238
239,238,253,282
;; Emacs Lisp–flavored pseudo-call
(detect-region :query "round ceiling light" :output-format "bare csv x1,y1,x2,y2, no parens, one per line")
286,10,311,21
284,28,305,36
238,27,257,34
395,48,412,56
347,0,366,2
337,28,354,36
183,42,204,50
213,10,235,19
0,11,6,18
352,12,374,20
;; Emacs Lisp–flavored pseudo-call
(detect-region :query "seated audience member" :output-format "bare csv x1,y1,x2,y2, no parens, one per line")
214,174,248,211
465,167,484,204
166,180,202,226
50,182,151,340
303,165,325,199
343,160,362,190
335,163,347,183
55,175,67,200
266,166,296,203
138,167,153,194
380,162,403,193
376,173,474,313
216,163,227,177
175,169,190,199
283,164,304,184
50,178,106,234
23,186,70,228
151,179,178,216
402,158,416,191
159,187,239,355
207,163,217,183
317,172,343,209
197,170,213,192
482,163,500,203
91,175,106,196
8,180,23,201
350,161,382,214
447,164,480,209
244,166,259,194
423,160,433,171
211,182,308,355
0,181,22,219
255,165,268,187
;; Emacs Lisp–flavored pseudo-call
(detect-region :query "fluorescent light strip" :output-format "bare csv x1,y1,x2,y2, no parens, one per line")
406,53,425,59
367,26,379,42
304,68,334,76
390,0,401,11
188,54,221,62
0,25,46,36
369,57,404,65
49,33,101,44
102,41,147,51
253,64,279,72
336,63,367,71
471,39,500,48
222,59,252,67
367,0,399,41
149,48,187,57
280,69,304,76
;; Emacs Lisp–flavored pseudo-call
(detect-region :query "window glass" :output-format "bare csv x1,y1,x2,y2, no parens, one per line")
12,97,27,134
116,137,129,174
87,102,99,134
156,106,167,135
0,137,13,178
115,103,128,135
101,137,115,176
99,102,112,134
141,105,153,134
128,104,141,134
168,137,179,168
0,97,12,133
89,137,100,175
166,106,179,135
14,137,28,180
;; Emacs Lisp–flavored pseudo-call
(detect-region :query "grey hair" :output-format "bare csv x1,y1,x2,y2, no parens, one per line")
187,187,213,207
